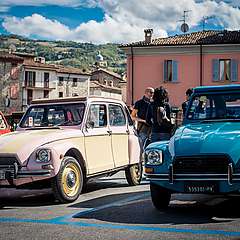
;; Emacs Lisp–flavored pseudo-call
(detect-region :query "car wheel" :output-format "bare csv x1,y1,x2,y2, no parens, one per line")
150,182,171,210
51,156,83,203
125,162,142,186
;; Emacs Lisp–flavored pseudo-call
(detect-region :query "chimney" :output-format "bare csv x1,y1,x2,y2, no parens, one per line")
144,29,153,44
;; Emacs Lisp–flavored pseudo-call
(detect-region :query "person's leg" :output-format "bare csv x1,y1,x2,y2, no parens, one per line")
138,132,148,152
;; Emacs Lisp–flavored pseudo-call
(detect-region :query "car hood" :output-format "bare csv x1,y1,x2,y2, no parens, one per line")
172,121,240,163
0,128,83,165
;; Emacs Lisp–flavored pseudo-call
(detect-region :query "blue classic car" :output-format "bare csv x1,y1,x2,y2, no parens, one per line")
144,85,240,210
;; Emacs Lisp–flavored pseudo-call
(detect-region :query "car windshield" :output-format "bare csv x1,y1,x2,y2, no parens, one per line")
20,103,85,128
187,93,240,121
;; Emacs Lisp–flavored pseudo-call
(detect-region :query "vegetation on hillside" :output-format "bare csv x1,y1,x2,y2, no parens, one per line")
0,35,126,75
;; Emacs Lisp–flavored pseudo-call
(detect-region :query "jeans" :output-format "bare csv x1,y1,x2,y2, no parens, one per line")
138,132,149,152
151,132,171,143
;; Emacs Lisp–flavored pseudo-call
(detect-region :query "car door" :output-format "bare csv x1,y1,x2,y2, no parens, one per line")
83,103,114,174
108,104,129,168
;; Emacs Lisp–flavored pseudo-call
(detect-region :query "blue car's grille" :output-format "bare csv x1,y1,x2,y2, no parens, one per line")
173,155,230,174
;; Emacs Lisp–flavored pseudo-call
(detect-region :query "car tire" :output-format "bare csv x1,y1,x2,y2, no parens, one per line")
150,182,171,210
125,162,142,186
51,156,83,203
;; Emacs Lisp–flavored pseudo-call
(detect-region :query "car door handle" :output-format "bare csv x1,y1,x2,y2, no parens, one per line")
107,130,112,135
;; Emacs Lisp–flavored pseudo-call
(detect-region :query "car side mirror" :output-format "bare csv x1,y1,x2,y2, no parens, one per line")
86,121,94,129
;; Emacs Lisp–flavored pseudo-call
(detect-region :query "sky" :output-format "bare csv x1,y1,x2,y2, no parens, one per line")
0,0,239,44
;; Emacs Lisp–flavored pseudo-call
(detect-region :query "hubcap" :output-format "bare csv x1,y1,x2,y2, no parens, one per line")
62,163,81,197
66,171,76,188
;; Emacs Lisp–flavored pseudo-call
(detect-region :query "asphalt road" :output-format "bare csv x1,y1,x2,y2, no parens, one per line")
1,172,240,240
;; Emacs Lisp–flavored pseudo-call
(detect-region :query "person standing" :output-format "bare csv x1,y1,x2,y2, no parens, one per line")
182,88,193,116
146,86,172,143
131,87,154,149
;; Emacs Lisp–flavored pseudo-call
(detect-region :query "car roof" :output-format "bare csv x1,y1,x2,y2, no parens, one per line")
31,96,125,106
194,84,240,93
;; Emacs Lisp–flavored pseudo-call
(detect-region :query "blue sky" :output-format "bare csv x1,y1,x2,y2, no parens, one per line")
0,0,239,44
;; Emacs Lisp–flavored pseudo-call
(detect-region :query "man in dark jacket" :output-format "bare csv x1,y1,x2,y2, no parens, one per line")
131,87,154,150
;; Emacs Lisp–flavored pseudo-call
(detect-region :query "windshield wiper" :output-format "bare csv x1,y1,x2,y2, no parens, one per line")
26,126,61,130
55,120,81,126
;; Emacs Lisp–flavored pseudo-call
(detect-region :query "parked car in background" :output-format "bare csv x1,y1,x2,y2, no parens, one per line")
144,85,240,210
0,97,142,203
5,111,25,131
0,112,11,135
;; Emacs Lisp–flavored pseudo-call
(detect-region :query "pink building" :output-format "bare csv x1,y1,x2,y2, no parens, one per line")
121,30,240,107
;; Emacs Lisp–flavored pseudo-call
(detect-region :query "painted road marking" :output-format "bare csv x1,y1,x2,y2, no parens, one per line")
1,192,240,237
0,216,240,237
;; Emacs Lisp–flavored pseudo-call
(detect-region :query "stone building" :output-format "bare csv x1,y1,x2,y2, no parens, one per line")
90,68,127,101
0,52,24,114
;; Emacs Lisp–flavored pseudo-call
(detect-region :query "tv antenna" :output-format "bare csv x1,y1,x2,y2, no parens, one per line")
179,10,191,33
201,16,215,31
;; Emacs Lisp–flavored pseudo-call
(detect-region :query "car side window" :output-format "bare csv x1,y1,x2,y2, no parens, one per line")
125,106,133,126
109,104,126,126
87,104,107,128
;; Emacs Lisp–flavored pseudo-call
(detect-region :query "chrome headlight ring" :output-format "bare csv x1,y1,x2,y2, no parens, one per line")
36,149,51,163
145,150,163,165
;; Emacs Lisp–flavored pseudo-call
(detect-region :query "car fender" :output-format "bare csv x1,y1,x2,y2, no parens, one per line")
41,137,87,176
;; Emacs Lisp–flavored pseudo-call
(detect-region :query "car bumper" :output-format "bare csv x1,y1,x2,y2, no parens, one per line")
145,170,240,193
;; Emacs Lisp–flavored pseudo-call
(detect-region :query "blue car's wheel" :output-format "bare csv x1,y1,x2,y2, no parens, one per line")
150,183,171,210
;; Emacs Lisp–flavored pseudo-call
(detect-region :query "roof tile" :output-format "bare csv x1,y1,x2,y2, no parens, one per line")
121,30,240,47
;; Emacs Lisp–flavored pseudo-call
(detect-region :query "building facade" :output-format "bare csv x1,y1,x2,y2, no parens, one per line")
0,51,90,113
22,62,90,110
91,68,127,101
121,30,240,107
0,52,24,114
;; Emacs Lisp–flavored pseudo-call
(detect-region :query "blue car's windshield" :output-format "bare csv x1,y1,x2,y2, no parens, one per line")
187,93,240,121
20,103,85,128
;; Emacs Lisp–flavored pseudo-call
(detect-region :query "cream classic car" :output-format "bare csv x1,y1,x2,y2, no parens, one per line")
0,97,142,203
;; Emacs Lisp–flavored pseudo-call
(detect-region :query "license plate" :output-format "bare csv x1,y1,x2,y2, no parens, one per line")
0,170,5,180
185,183,217,193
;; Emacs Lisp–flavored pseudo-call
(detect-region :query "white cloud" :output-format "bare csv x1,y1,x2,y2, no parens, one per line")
2,14,71,39
1,0,240,44
0,0,92,8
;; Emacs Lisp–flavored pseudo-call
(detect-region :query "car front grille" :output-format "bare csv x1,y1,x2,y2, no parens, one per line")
0,157,20,179
173,155,230,174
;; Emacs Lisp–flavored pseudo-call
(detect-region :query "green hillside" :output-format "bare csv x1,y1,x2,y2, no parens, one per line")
0,35,127,75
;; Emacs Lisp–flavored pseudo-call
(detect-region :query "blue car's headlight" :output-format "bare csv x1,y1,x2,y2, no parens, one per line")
145,150,163,165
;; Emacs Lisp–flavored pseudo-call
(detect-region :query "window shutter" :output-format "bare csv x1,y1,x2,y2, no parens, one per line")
163,60,168,81
212,59,219,81
231,59,238,82
172,61,178,82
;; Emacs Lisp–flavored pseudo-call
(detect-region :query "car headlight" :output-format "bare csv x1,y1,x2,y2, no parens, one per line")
36,149,51,163
145,150,163,165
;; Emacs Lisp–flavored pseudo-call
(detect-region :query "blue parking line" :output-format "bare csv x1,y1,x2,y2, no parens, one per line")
0,216,240,237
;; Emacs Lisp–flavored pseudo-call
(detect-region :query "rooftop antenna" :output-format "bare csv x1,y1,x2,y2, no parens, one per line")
201,16,215,31
179,10,191,33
